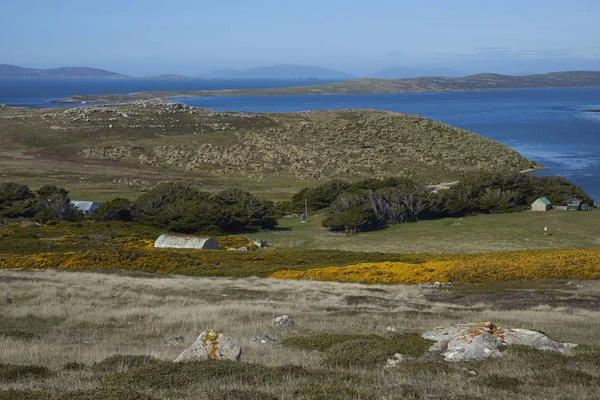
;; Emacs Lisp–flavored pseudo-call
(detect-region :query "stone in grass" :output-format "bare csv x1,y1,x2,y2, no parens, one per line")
251,334,279,344
174,330,242,362
271,315,296,328
385,353,408,367
423,322,576,362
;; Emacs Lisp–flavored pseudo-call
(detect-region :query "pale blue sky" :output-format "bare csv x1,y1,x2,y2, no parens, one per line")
1,0,599,76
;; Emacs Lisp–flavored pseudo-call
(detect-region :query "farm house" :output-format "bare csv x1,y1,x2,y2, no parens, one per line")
531,197,552,212
153,235,220,250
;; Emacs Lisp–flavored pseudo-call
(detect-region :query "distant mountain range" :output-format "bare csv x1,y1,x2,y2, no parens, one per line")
0,64,129,79
197,65,354,80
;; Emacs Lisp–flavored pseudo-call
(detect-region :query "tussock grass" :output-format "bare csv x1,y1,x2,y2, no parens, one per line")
0,103,536,200
0,270,599,399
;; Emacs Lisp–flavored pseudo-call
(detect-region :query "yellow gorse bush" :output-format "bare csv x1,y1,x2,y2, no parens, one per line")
1,229,599,284
269,248,600,284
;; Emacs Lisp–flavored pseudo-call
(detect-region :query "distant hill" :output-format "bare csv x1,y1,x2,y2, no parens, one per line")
144,74,200,80
371,67,465,79
60,70,600,103
0,64,129,79
198,65,353,80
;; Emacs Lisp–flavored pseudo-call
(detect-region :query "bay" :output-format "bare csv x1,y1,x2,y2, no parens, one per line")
0,78,598,201
0,78,339,108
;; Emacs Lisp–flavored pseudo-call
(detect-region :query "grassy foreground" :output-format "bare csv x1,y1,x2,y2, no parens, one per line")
1,270,599,399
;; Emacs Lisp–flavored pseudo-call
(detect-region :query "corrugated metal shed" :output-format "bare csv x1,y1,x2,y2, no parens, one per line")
154,234,220,250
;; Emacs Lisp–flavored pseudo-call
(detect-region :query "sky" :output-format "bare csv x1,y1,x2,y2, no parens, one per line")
1,0,600,77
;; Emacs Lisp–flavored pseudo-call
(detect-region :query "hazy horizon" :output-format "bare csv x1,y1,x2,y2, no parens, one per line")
2,0,599,77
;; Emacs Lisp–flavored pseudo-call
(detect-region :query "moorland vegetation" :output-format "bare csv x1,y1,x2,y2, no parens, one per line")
0,101,538,199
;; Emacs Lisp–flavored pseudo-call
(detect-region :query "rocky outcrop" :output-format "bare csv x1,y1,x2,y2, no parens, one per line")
423,322,576,362
174,330,242,362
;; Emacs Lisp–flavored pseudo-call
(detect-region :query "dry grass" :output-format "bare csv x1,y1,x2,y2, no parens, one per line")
0,102,536,200
1,269,599,399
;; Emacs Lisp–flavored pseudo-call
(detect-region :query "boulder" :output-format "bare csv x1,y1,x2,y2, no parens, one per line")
423,322,575,362
271,315,296,328
174,330,242,362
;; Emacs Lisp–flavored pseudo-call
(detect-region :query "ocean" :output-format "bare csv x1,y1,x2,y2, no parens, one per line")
1,79,599,201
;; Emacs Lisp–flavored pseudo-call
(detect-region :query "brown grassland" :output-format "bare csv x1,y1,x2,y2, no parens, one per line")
1,269,600,400
0,101,537,200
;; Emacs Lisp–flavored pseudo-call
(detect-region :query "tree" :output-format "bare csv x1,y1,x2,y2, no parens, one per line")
92,198,132,222
0,182,34,207
131,183,208,226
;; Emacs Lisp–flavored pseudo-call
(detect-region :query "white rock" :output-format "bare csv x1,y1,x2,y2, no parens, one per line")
272,314,296,327
174,330,242,362
423,322,575,362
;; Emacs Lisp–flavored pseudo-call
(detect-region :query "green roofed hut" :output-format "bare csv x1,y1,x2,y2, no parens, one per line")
531,197,552,212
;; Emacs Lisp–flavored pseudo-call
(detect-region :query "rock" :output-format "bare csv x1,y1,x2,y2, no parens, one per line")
250,334,279,345
444,332,504,362
385,353,407,367
271,315,296,328
174,330,242,362
386,326,398,333
500,329,577,351
423,322,575,362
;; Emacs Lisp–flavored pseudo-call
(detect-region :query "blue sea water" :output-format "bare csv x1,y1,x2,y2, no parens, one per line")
0,79,599,201
0,78,339,108
174,88,600,202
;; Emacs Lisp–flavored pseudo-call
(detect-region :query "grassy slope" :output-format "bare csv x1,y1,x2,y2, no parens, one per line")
0,103,537,200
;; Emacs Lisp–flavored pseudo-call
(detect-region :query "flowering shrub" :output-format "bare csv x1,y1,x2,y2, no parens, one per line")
269,248,600,284
2,229,598,283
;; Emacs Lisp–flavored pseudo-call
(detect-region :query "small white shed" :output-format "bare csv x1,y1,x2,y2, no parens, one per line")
153,234,220,250
531,197,552,212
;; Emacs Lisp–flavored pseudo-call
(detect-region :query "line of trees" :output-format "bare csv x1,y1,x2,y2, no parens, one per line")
0,182,276,235
0,183,83,222
1,173,593,235
277,173,594,233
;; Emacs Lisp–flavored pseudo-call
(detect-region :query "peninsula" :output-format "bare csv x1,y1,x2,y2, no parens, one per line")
57,71,600,103
0,99,539,199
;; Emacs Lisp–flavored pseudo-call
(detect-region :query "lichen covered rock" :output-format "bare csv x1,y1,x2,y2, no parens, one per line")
423,322,575,362
174,330,242,362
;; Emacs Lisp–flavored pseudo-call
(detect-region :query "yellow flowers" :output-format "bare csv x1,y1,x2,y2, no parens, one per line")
269,248,600,284
1,230,599,284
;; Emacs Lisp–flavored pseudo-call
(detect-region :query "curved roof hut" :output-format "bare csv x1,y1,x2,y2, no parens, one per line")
154,235,220,250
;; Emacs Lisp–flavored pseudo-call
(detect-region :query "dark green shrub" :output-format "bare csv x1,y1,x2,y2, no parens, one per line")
0,330,39,341
479,374,523,392
0,364,52,382
281,333,383,352
211,389,279,400
92,355,161,373
92,197,132,222
324,334,434,368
